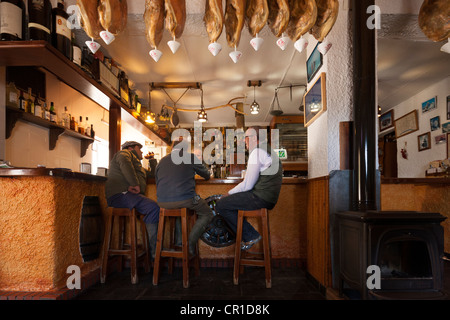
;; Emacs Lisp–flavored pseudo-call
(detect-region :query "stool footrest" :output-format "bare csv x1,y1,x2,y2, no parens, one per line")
161,250,183,258
240,259,266,267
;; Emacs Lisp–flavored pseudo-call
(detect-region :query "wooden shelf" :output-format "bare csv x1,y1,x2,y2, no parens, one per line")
0,41,168,146
6,106,94,157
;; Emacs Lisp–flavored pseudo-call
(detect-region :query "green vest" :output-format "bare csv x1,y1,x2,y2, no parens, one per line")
252,145,283,205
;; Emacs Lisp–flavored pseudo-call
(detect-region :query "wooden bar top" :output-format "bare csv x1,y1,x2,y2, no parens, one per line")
146,177,308,185
0,167,107,181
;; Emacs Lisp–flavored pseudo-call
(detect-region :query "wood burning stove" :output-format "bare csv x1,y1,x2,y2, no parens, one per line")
337,210,446,299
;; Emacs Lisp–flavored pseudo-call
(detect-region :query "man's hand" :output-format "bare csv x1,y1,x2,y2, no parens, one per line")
128,185,140,194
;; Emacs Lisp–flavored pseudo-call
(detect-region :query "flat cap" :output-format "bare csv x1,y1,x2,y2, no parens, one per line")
121,141,143,149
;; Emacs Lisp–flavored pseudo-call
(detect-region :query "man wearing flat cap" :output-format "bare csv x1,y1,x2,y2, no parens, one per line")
105,141,160,258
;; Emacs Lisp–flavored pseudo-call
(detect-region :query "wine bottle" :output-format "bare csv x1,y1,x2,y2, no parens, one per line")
78,116,84,134
62,106,70,128
85,116,90,136
0,0,26,41
25,88,32,113
43,101,50,120
49,101,56,122
72,32,81,66
52,0,72,60
28,0,52,42
34,95,42,117
19,90,25,110
70,116,75,130
90,124,95,138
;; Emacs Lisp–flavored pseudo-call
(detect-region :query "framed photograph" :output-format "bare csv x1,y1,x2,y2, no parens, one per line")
443,122,450,133
394,109,419,138
379,110,394,132
447,96,450,120
435,134,446,144
430,116,440,131
304,72,327,127
306,42,323,83
418,132,431,152
421,96,437,113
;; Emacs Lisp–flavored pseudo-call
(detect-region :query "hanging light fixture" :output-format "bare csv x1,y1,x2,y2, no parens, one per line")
197,89,208,122
248,80,261,115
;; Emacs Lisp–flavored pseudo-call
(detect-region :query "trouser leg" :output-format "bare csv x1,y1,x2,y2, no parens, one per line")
145,222,158,259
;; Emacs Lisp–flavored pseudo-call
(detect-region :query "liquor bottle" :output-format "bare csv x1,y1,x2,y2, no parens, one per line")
19,90,25,110
85,117,90,136
34,95,42,117
28,0,52,42
52,0,72,60
90,124,95,138
25,88,32,113
78,116,84,134
62,106,70,128
0,0,26,41
119,71,130,106
43,101,50,120
70,116,75,130
49,101,56,122
72,32,82,66
6,82,19,108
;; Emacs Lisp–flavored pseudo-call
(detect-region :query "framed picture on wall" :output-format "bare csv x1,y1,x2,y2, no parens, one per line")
304,72,327,127
394,110,419,138
306,43,323,83
443,122,450,133
379,110,394,132
447,95,450,120
447,133,450,158
421,96,437,113
430,116,440,131
435,134,446,144
418,132,431,152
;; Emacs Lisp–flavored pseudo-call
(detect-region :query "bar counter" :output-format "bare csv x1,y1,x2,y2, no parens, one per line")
146,177,308,262
0,168,107,292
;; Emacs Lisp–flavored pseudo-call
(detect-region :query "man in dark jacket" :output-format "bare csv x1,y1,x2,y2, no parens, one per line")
155,139,213,256
105,141,160,257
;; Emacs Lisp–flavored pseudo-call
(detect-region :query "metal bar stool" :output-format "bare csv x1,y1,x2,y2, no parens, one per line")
233,208,272,288
152,208,200,288
100,207,150,284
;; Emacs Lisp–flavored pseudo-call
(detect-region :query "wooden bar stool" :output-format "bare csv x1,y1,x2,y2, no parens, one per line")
152,208,200,288
233,208,272,288
100,207,150,284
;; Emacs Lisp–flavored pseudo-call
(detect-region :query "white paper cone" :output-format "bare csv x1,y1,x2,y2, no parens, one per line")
149,49,163,62
318,40,332,55
229,50,242,63
440,38,450,54
85,40,101,54
250,36,264,51
208,42,222,56
100,30,115,45
167,40,181,54
294,37,308,53
276,36,290,50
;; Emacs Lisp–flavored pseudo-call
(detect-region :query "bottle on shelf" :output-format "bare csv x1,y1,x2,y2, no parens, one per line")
43,101,50,120
90,124,95,138
34,95,42,118
19,90,25,111
52,0,72,60
78,116,84,134
25,88,32,113
27,0,52,42
6,82,19,108
70,116,75,131
49,102,56,122
62,106,70,128
85,116,90,136
0,0,26,41
119,71,130,106
72,32,82,66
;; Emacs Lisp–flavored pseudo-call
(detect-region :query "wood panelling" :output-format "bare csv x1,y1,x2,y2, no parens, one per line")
307,176,332,287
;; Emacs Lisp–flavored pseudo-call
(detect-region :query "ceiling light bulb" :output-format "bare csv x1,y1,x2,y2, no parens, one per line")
197,108,208,122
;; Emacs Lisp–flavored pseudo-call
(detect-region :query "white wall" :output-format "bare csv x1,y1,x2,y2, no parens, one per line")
392,76,449,178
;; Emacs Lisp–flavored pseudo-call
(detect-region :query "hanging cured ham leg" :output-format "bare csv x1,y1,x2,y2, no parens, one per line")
224,0,246,63
418,0,450,53
204,0,224,56
286,0,317,53
77,0,103,53
246,0,269,51
267,0,290,50
310,0,339,55
144,0,165,61
165,0,186,54
98,0,128,45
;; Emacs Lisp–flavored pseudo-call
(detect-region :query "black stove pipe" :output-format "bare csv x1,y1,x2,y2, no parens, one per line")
351,0,377,211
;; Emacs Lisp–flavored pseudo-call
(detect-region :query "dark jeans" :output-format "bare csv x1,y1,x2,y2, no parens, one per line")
215,191,274,242
107,192,160,224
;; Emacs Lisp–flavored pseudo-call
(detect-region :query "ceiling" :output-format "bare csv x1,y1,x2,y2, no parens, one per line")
67,0,449,128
